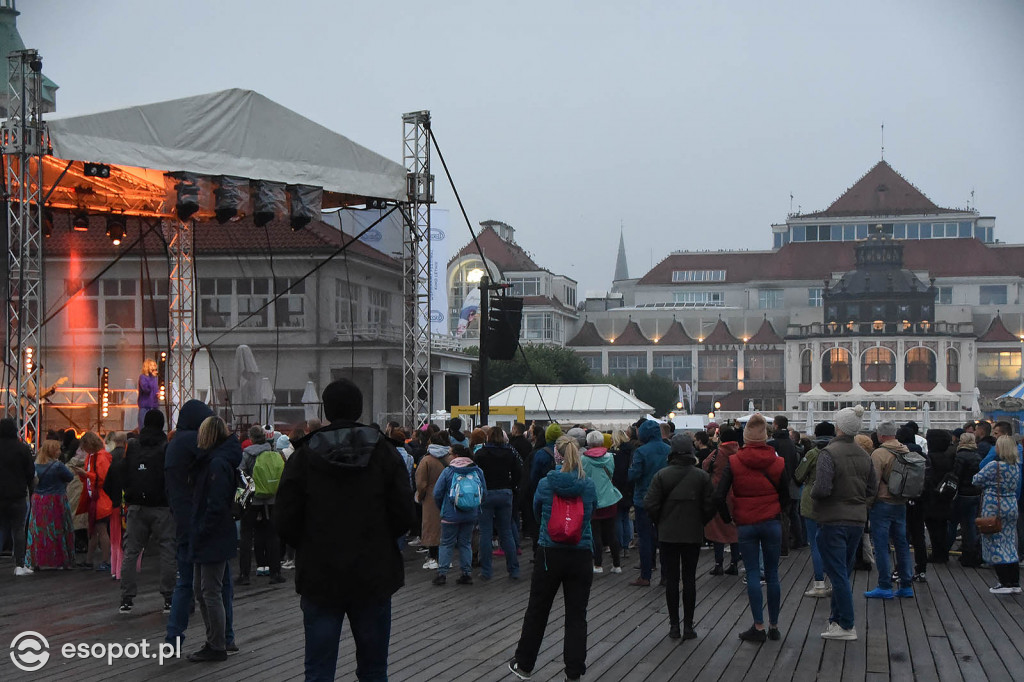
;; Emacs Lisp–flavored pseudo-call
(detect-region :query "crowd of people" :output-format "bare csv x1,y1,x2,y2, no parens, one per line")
1,386,1023,681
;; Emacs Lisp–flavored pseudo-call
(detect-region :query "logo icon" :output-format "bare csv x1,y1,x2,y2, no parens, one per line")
362,229,383,242
428,228,445,241
10,631,49,672
429,310,445,322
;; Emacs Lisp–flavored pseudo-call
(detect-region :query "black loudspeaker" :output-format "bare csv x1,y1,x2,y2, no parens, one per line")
485,296,523,361
214,176,248,224
288,185,322,231
253,180,286,227
173,172,200,221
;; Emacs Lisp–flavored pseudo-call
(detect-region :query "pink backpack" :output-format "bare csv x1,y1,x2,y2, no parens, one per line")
547,494,584,544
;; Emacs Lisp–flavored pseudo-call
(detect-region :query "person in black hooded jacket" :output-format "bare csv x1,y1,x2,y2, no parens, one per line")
117,409,175,614
924,429,955,563
0,417,35,575
276,378,415,682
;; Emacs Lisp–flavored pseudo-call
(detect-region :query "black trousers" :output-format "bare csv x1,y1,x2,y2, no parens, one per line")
514,546,593,679
661,542,701,628
925,518,948,562
590,516,621,568
239,504,281,578
995,562,1020,588
906,500,928,574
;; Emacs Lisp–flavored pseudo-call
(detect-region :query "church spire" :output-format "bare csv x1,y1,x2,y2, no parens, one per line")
614,223,629,282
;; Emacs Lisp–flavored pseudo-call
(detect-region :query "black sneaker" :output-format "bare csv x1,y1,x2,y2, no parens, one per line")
225,643,239,655
682,626,697,640
738,625,767,643
668,624,681,639
269,574,286,585
456,573,473,585
508,659,532,680
708,564,724,576
163,596,172,613
768,626,781,641
724,563,739,576
187,645,227,662
432,574,447,586
119,596,133,614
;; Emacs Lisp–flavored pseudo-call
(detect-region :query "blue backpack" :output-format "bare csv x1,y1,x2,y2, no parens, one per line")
449,471,482,512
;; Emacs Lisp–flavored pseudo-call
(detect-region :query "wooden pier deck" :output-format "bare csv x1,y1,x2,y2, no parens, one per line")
2,544,1021,681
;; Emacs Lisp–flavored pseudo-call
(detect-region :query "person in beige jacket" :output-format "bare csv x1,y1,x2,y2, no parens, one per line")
865,421,914,600
415,442,452,570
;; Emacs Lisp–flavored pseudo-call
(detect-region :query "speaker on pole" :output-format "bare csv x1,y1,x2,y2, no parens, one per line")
484,296,523,361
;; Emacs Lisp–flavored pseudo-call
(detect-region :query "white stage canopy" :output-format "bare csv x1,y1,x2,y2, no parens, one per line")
489,383,654,429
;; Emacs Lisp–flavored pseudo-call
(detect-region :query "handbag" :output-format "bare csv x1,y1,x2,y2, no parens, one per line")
232,471,255,521
936,472,958,502
975,463,1004,536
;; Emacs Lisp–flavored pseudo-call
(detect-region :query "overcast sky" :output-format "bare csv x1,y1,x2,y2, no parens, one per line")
24,0,1024,296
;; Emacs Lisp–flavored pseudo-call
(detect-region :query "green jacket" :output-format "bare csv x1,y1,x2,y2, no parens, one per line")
795,436,830,519
644,454,714,544
581,448,623,510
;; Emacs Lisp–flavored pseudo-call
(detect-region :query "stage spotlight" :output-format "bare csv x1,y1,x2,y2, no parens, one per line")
83,162,110,179
289,185,322,231
42,209,53,238
253,180,285,227
106,214,126,246
172,172,200,221
72,210,90,231
29,56,42,73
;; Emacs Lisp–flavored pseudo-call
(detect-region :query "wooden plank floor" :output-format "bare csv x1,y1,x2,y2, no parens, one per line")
1,544,1021,681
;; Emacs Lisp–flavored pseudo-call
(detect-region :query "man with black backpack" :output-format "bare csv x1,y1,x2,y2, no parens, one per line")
865,420,918,600
118,410,176,614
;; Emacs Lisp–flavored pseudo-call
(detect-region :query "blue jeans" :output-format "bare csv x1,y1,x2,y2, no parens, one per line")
166,541,235,646
635,505,659,580
438,521,475,577
870,502,912,590
301,595,391,682
817,523,861,630
737,520,782,626
478,489,519,578
616,507,632,549
804,517,825,581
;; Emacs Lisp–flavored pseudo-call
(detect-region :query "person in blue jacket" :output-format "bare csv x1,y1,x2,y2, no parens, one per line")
627,419,670,586
186,416,242,663
509,435,597,682
432,445,487,586
528,423,562,553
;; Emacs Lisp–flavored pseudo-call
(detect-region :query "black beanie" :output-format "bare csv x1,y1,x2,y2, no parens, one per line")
322,378,362,422
143,409,166,431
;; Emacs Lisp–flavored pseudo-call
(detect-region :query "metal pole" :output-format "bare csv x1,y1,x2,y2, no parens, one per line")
479,275,489,426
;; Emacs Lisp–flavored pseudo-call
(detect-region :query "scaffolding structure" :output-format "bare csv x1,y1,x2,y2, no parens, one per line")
2,49,47,442
402,111,434,428
164,218,195,425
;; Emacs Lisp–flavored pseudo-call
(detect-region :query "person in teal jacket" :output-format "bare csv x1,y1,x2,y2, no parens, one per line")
509,436,597,682
628,419,670,585
582,430,623,573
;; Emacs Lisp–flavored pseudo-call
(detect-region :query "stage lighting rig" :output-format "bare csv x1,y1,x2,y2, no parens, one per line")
83,162,110,178
106,213,126,246
72,209,90,231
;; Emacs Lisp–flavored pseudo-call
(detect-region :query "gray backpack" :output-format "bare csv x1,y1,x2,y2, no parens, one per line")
888,450,927,499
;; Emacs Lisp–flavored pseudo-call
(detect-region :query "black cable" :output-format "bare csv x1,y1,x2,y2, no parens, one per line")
261,223,282,422
428,129,554,423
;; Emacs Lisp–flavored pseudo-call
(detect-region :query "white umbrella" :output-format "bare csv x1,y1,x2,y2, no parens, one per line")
748,399,756,413
259,376,275,427
922,401,931,429
233,345,261,425
805,400,815,435
971,387,983,419
869,402,878,430
301,380,320,422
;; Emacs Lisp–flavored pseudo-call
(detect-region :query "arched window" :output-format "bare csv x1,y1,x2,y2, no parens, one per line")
905,347,937,383
947,348,960,385
861,347,896,383
822,348,851,383
800,349,812,385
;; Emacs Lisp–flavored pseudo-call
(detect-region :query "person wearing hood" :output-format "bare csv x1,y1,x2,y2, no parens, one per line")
415,435,453,570
238,425,283,585
117,410,175,614
610,428,636,559
508,436,597,682
447,417,469,448
474,427,522,581
923,428,955,563
865,420,915,600
432,444,487,585
644,433,714,640
0,417,35,575
164,399,236,654
528,423,562,554
702,425,741,576
627,419,671,587
713,414,790,643
794,421,836,599
275,378,414,681
948,431,984,566
582,430,623,574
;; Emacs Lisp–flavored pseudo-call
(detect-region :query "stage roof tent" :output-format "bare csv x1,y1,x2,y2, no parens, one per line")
45,88,407,205
489,383,654,428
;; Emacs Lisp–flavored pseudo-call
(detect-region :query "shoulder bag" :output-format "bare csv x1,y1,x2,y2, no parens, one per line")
975,463,1004,535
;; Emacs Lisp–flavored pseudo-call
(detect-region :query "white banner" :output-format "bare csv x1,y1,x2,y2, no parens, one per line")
428,210,449,337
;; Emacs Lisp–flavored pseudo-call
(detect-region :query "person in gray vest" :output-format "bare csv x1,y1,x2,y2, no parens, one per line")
812,405,877,641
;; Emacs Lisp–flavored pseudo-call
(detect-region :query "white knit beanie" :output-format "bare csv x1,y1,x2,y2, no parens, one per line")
834,405,865,436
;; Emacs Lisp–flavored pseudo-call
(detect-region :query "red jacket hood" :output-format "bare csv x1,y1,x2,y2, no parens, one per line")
584,447,608,458
736,443,780,470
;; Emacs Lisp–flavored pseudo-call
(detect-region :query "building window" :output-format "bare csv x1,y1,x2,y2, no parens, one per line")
822,348,851,383
507,277,541,297
978,351,1022,382
800,349,812,384
274,278,306,328
671,269,726,283
579,354,601,373
140,279,169,330
980,285,1007,306
758,289,783,309
744,353,783,382
937,286,953,305
947,348,959,384
366,288,392,327
335,280,361,328
905,347,936,383
101,279,137,329
673,291,724,307
698,354,737,382
653,354,693,383
564,286,576,307
807,288,823,307
861,347,896,383
235,278,269,328
65,279,99,329
523,312,555,341
199,278,233,328
608,353,647,377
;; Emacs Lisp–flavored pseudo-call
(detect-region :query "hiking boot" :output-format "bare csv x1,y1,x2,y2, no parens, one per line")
508,659,532,680
119,596,133,614
187,645,227,662
738,625,767,643
708,564,724,576
724,563,739,575
432,574,447,586
456,573,473,585
821,622,857,640
864,587,894,599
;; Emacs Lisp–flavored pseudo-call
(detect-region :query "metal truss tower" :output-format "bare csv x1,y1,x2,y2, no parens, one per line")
164,218,196,425
3,49,47,443
402,111,434,428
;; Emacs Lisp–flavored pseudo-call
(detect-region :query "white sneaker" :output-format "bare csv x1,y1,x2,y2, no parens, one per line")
1011,587,1023,595
821,622,857,640
407,537,422,546
14,566,33,576
593,566,604,574
990,584,1015,595
422,559,439,570
610,566,623,574
281,560,295,570
804,581,831,598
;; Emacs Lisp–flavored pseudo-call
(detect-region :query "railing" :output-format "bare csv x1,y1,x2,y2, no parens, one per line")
713,409,972,431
